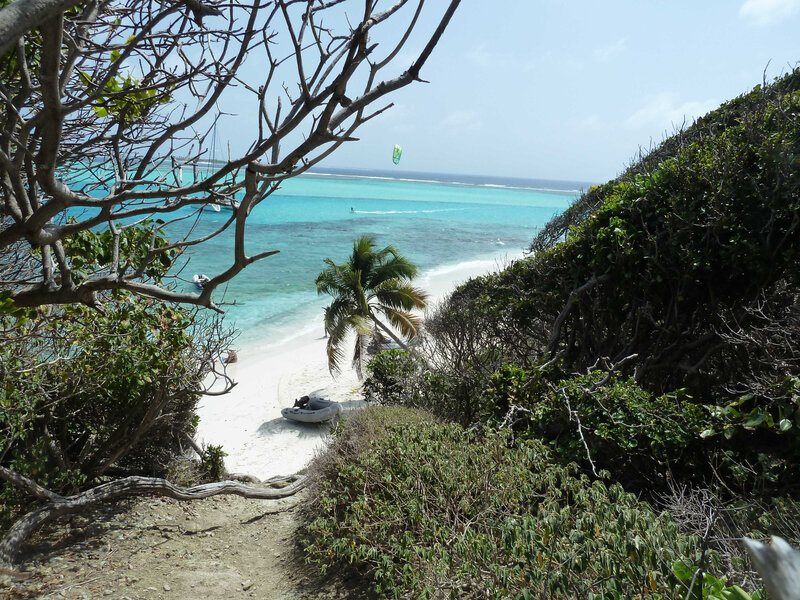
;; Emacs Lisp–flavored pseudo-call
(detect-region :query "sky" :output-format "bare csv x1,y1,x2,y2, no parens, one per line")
218,1,800,185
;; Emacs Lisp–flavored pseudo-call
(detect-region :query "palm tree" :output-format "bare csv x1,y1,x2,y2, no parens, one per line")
316,236,428,376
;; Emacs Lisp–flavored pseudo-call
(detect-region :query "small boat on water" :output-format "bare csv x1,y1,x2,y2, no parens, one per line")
193,273,210,289
204,202,238,212
281,397,342,423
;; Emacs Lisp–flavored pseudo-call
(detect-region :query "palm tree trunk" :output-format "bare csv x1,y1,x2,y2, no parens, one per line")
370,318,430,371
371,317,409,350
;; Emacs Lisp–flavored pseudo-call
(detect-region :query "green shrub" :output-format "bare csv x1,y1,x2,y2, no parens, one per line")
365,348,498,426
306,404,434,500
482,367,715,485
0,294,217,529
364,349,425,405
303,407,708,599
388,69,800,493
200,444,228,481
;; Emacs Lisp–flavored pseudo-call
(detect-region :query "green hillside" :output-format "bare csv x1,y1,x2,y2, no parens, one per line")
305,68,800,599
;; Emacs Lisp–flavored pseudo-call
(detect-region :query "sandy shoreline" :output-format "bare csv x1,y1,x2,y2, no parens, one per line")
195,250,521,480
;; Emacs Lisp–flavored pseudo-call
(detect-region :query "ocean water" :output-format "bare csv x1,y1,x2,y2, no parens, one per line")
170,168,586,350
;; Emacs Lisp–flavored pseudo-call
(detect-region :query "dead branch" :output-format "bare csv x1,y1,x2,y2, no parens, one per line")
0,465,306,566
547,273,610,354
1,0,462,311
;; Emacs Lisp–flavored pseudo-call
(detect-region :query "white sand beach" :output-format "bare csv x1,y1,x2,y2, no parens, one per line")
195,251,521,480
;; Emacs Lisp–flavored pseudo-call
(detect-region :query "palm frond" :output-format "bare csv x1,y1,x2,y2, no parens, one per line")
326,328,348,375
316,259,351,296
368,255,419,288
373,279,428,311
326,337,346,375
325,307,367,374
354,276,370,315
350,236,378,278
378,306,422,340
373,243,400,264
324,297,356,333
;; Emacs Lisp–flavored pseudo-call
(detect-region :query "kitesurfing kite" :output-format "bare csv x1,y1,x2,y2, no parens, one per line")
392,144,402,165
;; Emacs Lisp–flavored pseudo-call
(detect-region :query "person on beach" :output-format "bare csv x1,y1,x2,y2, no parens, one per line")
294,395,310,408
223,349,238,364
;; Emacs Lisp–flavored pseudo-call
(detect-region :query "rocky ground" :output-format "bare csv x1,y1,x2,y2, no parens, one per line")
1,489,372,600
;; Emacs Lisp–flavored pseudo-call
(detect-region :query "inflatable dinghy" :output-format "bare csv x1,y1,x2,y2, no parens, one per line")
281,397,342,423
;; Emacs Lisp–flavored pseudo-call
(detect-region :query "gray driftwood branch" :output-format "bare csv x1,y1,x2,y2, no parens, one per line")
0,464,306,566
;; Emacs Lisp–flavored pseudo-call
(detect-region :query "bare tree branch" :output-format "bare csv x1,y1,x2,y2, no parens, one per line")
1,0,462,311
0,466,306,566
0,0,82,58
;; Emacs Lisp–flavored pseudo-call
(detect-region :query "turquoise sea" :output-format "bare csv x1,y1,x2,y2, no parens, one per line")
173,168,588,349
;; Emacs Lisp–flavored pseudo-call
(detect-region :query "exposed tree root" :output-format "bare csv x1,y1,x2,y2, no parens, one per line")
0,465,305,567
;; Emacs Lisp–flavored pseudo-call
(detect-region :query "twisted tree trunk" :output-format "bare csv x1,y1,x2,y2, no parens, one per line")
0,465,305,566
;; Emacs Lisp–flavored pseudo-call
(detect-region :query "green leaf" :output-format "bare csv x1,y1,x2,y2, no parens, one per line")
672,559,694,582
721,585,753,600
779,418,793,432
743,412,767,427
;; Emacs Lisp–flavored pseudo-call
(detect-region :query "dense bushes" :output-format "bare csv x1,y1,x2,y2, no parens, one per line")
365,347,499,426
0,294,225,528
364,69,800,492
306,69,800,600
305,407,718,599
525,71,800,397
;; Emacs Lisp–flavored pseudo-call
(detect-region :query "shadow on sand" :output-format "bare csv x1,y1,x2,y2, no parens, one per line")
256,417,329,437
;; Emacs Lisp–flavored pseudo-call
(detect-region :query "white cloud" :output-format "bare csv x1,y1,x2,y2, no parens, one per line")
593,38,626,62
740,0,800,25
626,93,719,132
466,43,498,69
440,110,482,132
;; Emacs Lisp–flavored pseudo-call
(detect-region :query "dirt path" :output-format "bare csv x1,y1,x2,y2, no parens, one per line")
1,490,372,600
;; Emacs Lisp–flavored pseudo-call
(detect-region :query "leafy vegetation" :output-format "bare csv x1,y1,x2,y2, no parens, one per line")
316,236,428,376
0,293,217,528
306,407,711,599
366,68,800,492
0,225,230,533
60,218,178,285
309,69,800,597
